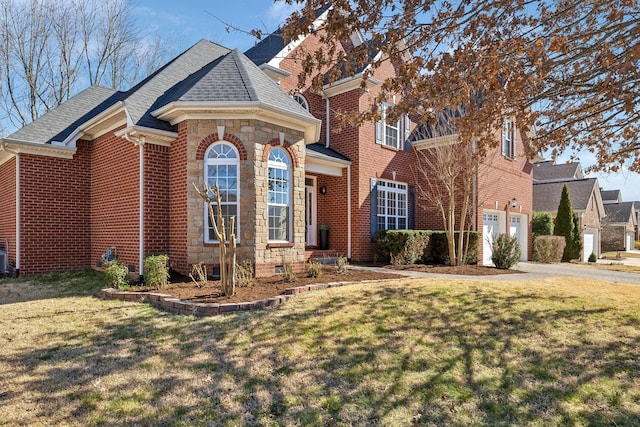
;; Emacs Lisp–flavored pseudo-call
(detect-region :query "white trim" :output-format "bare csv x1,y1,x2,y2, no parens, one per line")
412,133,459,150
0,138,76,159
151,101,321,143
305,176,317,246
114,126,178,147
60,102,127,146
15,153,20,271
322,73,381,97
305,149,350,177
266,7,331,68
267,147,292,242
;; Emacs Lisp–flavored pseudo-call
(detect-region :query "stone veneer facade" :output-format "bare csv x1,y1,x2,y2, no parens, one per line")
185,118,307,277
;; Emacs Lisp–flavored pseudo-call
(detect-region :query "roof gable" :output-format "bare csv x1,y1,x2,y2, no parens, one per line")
604,202,636,223
533,178,600,213
533,161,583,182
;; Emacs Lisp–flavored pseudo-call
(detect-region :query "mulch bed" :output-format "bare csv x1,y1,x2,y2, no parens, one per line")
124,264,518,304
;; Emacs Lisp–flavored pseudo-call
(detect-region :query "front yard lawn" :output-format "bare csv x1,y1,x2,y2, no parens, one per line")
1,271,640,426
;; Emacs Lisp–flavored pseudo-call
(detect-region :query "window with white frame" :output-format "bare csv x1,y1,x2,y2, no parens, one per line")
376,179,408,231
292,93,309,111
204,142,239,243
501,119,516,158
376,103,402,149
268,147,291,241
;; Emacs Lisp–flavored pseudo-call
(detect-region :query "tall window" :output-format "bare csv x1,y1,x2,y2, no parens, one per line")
502,119,516,158
375,103,401,149
376,179,408,231
268,147,291,241
204,142,239,242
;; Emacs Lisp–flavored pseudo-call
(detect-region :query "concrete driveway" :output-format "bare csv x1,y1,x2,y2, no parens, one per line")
512,261,640,285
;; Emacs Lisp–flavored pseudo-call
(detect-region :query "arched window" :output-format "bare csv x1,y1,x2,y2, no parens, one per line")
204,142,239,242
293,93,309,111
267,147,291,241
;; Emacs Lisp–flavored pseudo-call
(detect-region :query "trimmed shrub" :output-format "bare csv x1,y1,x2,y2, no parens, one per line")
588,252,597,263
532,212,554,238
305,259,323,278
336,256,349,275
533,235,566,263
491,233,521,269
105,260,129,289
375,230,431,264
235,260,254,287
427,231,480,265
144,254,169,288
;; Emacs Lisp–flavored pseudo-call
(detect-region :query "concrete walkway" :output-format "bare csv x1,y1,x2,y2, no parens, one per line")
351,261,640,285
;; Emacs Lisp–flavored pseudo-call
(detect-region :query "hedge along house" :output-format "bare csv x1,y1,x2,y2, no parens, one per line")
0,40,322,277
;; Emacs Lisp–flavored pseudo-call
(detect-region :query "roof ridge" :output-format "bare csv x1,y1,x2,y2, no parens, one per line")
230,49,260,101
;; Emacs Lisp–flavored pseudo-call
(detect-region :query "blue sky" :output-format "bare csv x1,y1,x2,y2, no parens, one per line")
130,0,640,202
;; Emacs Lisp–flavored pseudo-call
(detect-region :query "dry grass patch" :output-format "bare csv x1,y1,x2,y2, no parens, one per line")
1,272,640,426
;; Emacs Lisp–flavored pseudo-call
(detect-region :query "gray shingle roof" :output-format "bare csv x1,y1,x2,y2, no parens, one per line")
533,178,598,212
604,202,635,223
123,39,230,131
533,161,583,182
244,4,332,66
306,143,350,161
7,85,118,144
154,49,315,119
601,189,622,203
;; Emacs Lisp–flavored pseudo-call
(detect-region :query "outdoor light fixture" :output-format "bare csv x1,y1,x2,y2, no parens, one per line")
510,197,518,208
319,186,327,195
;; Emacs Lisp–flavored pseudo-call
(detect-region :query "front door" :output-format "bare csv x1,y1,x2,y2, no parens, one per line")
305,177,317,246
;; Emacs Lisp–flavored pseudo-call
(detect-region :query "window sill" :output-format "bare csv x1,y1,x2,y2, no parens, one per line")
267,242,294,248
377,142,401,152
204,242,242,247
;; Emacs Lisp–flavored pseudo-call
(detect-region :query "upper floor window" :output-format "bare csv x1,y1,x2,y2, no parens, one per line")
268,147,291,241
204,142,239,243
293,93,309,111
502,119,516,158
376,103,402,149
376,179,408,231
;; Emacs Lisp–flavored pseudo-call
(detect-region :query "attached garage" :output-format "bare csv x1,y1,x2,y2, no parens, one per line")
509,214,528,261
482,211,505,266
583,229,597,262
627,232,634,251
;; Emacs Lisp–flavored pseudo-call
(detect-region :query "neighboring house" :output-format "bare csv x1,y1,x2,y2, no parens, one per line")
533,177,605,261
0,6,533,276
601,189,622,204
533,160,584,181
601,202,637,251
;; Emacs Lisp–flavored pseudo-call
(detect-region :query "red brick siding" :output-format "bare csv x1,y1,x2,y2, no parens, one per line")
144,144,170,256
19,142,91,274
169,122,189,273
90,131,140,271
0,158,16,269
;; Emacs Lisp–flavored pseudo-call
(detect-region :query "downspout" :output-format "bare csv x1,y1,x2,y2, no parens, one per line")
15,153,20,276
325,96,330,148
136,138,145,282
347,163,352,259
0,143,20,276
122,134,146,281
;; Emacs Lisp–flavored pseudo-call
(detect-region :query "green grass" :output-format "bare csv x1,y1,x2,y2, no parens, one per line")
1,272,640,425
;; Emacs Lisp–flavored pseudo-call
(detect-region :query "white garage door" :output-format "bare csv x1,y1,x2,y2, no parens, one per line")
583,230,595,262
483,213,499,266
627,233,633,251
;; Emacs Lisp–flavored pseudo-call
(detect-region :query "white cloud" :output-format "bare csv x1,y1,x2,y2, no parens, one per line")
266,2,300,25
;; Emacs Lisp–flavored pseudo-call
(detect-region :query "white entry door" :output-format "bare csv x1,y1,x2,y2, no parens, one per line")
483,213,499,266
627,233,633,251
305,177,317,246
510,214,528,261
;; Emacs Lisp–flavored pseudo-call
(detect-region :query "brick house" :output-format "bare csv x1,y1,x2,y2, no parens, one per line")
532,162,605,261
0,7,533,277
601,190,637,251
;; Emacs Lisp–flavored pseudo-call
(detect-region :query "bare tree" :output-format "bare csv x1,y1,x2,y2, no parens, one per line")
280,0,640,172
0,0,170,131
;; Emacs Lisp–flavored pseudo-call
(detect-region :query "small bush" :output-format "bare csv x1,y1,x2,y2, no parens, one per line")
635,240,640,250
588,252,597,263
105,260,128,289
235,260,254,287
336,256,349,275
532,212,554,238
375,230,431,264
280,263,296,283
427,231,480,265
189,263,208,288
533,235,566,263
491,233,522,269
144,254,169,289
305,259,323,278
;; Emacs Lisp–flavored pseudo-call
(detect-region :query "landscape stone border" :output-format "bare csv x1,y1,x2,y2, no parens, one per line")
100,279,393,316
